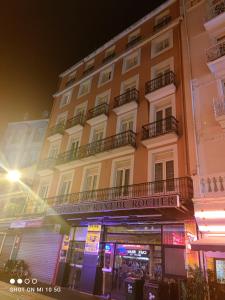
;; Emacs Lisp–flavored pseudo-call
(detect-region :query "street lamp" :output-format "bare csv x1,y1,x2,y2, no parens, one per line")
6,170,22,182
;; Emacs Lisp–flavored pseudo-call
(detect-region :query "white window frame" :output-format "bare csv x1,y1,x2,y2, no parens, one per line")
56,171,74,196
151,57,174,79
98,65,114,87
78,78,92,98
67,133,82,151
151,30,173,59
95,89,111,106
80,163,101,192
89,121,107,143
74,101,88,117
122,49,141,74
128,29,141,43
149,94,176,123
84,59,95,71
104,45,115,58
120,74,139,94
148,144,178,182
56,111,68,126
38,176,52,199
60,91,72,108
154,9,170,25
110,156,134,187
48,140,61,158
116,110,137,134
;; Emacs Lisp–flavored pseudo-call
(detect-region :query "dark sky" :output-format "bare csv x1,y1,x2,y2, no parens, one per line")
0,0,165,136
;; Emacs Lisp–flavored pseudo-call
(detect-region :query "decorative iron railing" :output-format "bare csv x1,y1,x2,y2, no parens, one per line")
114,88,139,108
47,123,65,137
86,103,109,120
206,41,225,62
142,116,179,140
145,71,175,94
56,130,136,165
46,177,193,209
66,113,85,129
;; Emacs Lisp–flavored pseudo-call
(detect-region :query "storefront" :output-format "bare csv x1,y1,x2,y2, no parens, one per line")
61,222,196,299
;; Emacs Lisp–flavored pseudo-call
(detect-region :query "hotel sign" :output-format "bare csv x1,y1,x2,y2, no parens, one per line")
49,194,180,215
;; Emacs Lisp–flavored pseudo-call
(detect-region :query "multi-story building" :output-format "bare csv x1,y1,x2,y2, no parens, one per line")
183,0,225,285
0,118,48,269
1,0,199,298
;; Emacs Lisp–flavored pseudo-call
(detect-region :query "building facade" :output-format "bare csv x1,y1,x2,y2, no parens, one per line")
183,0,225,286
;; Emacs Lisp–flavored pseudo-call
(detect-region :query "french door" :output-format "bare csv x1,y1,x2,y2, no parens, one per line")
154,160,174,193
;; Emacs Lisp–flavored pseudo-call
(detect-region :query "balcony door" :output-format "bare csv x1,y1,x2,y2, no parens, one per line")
115,168,130,196
120,117,134,133
58,175,72,204
48,142,59,159
154,160,174,193
69,137,79,159
154,65,171,88
82,173,99,201
155,106,172,136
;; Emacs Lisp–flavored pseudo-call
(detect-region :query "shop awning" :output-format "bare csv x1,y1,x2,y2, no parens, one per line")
191,237,225,252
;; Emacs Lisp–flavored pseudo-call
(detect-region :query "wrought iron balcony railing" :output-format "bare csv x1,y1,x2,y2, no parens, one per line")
145,71,175,94
126,36,142,49
206,41,225,62
213,97,225,118
46,177,193,209
38,157,57,170
47,123,65,137
66,113,86,129
56,130,136,165
142,116,179,140
102,52,116,64
153,16,172,32
86,103,109,120
114,88,139,108
206,0,225,21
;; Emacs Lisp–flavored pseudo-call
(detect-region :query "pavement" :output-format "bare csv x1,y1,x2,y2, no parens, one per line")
0,281,104,300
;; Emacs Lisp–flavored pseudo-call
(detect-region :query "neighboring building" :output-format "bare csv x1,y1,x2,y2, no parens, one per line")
0,118,48,270
16,0,199,295
182,0,225,285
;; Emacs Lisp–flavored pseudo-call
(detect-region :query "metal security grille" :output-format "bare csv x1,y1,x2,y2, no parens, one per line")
17,231,62,284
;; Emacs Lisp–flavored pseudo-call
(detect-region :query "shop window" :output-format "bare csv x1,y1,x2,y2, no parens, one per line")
215,259,225,284
163,225,185,246
164,247,186,276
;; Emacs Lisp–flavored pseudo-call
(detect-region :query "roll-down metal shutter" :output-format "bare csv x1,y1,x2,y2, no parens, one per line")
17,230,62,284
0,234,16,268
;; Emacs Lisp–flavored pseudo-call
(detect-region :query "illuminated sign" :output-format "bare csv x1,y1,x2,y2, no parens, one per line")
50,195,179,215
84,224,101,254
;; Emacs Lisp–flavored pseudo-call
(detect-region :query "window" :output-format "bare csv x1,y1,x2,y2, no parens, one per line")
65,72,76,87
154,152,174,193
112,158,132,196
121,75,139,93
98,65,114,86
91,126,104,142
151,31,173,58
74,102,87,117
83,166,100,191
84,59,94,72
48,142,60,158
78,78,92,97
95,90,110,106
120,116,134,132
58,173,72,196
38,182,49,199
104,45,115,59
155,106,172,134
68,135,80,156
123,49,141,73
128,29,140,43
56,113,67,126
60,91,72,108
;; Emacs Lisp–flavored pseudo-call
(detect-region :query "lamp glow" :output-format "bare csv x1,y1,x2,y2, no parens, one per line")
6,170,21,182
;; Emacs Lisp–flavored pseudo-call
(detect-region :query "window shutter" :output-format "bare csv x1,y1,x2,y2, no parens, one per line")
155,163,163,181
124,169,130,186
166,160,174,179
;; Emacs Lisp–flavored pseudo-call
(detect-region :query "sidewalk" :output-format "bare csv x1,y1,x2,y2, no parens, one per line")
0,280,104,300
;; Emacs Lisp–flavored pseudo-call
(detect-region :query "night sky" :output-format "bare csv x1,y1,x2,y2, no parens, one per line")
0,0,165,136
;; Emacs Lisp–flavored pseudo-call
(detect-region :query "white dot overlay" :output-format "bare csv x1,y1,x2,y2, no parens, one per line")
10,278,15,284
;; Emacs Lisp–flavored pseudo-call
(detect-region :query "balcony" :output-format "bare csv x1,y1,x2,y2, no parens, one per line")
56,131,136,171
113,88,139,115
141,116,179,149
82,65,94,76
102,52,116,64
213,97,225,130
37,157,56,175
86,103,109,126
65,77,76,88
65,113,85,135
145,71,176,103
204,0,225,35
206,41,225,74
153,16,172,32
46,177,193,217
47,123,65,142
126,36,142,49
